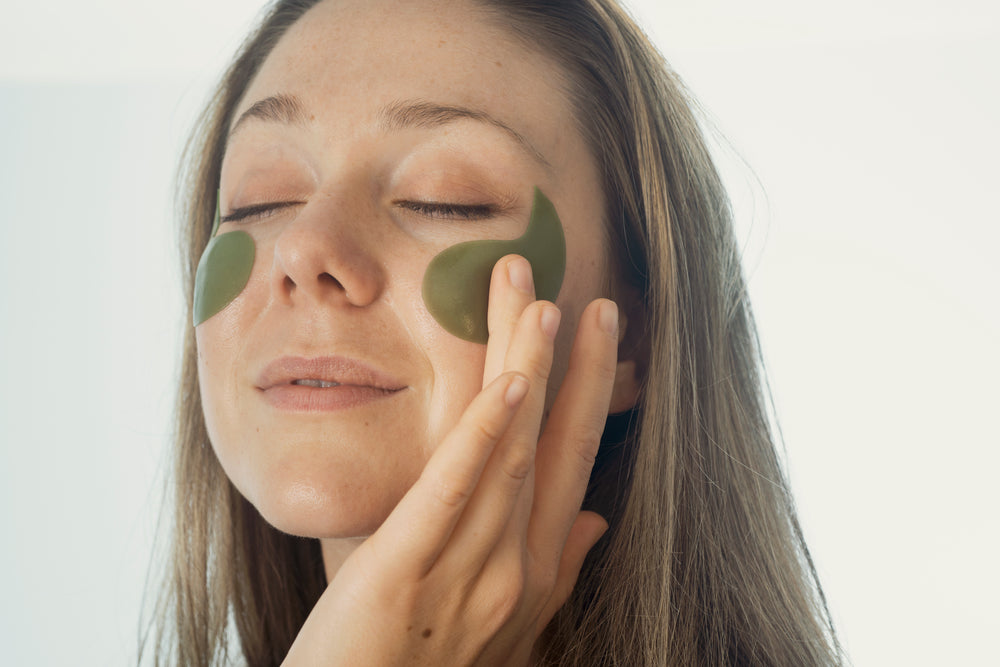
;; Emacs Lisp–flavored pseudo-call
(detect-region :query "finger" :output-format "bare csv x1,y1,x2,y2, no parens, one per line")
368,371,530,578
483,255,535,388
436,301,558,574
528,299,618,559
535,511,608,632
490,299,560,548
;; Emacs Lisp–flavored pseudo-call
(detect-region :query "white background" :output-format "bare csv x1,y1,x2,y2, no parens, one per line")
1,1,997,664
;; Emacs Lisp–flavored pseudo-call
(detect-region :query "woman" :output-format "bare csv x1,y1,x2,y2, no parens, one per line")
148,0,842,664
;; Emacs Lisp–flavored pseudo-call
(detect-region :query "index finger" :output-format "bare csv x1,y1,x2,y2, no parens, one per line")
367,371,530,579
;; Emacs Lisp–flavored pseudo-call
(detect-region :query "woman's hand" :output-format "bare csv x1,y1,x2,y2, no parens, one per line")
283,254,620,666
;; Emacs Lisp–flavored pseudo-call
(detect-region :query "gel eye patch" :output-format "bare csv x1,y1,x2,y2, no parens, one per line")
421,187,566,343
191,187,565,335
192,197,255,326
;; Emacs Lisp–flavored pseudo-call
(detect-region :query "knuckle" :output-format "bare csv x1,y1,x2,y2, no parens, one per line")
500,446,533,484
429,472,473,508
594,358,618,384
572,427,603,466
550,424,602,467
484,570,526,624
530,559,559,596
472,418,505,445
521,352,552,385
570,440,599,475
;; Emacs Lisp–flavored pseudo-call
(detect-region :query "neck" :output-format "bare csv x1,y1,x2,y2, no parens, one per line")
319,536,366,584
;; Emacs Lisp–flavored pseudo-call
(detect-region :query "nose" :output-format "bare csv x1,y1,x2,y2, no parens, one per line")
270,197,385,308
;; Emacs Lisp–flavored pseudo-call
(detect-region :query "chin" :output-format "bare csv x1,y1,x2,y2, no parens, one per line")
249,476,401,539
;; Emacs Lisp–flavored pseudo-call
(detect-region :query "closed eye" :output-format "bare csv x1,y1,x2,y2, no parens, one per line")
220,200,496,224
395,200,496,220
220,201,301,224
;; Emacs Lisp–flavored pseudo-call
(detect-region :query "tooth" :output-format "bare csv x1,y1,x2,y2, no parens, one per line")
292,379,341,388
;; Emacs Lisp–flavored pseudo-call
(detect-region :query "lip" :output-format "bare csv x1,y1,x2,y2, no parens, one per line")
256,356,407,412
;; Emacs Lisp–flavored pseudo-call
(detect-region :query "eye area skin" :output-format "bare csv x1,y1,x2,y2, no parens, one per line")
394,200,497,220
220,200,303,225
220,199,499,225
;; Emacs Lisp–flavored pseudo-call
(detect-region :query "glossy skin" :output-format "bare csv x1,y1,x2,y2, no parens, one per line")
196,0,639,661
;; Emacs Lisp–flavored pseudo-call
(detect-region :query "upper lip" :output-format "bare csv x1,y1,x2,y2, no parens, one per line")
255,356,407,391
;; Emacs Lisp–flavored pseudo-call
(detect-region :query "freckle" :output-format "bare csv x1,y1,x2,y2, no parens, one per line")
407,625,413,632
438,39,446,47
495,60,502,67
422,628,433,638
364,420,370,427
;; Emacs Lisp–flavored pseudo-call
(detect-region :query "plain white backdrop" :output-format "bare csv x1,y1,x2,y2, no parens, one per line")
1,1,997,664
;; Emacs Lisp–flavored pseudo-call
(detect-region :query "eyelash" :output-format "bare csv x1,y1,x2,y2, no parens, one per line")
395,201,496,220
220,201,300,224
219,200,496,224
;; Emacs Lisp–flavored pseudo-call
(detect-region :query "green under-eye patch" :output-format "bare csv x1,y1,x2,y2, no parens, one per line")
421,187,566,343
192,196,256,326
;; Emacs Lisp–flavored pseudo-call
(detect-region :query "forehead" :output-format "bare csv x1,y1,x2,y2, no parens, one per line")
237,0,572,166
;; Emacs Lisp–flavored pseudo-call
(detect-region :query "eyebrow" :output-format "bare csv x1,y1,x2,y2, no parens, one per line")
378,99,551,170
228,93,308,138
228,93,551,170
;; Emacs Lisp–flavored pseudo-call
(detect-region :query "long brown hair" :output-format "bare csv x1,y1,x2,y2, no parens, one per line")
145,1,843,664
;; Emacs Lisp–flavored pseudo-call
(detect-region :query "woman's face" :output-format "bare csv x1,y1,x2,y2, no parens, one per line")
197,0,612,538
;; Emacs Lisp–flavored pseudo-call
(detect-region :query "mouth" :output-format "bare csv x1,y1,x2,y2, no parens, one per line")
256,356,407,411
290,379,343,388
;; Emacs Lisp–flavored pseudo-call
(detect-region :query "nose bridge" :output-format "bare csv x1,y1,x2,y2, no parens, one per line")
271,192,385,307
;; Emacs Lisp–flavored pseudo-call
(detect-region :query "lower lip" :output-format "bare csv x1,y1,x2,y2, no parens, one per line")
260,384,404,412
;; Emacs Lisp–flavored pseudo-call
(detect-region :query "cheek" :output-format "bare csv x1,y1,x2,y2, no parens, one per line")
194,313,246,457
193,265,266,496
192,199,256,327
394,268,489,455
422,341,487,455
421,187,565,343
192,225,274,445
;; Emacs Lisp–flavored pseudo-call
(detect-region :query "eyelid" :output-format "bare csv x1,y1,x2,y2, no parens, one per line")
394,200,497,220
220,200,302,224
220,198,502,224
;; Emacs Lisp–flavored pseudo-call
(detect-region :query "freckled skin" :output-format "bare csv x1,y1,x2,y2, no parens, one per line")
421,187,565,343
194,187,566,343
196,0,613,542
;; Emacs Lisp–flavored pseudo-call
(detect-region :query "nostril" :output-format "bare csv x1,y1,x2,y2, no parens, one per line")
317,272,341,289
281,271,346,296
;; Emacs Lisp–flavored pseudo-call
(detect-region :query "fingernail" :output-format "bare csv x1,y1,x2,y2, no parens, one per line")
505,375,530,407
508,257,533,294
541,306,561,340
599,300,619,337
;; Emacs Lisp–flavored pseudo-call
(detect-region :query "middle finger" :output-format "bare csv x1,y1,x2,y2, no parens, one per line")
435,300,559,574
